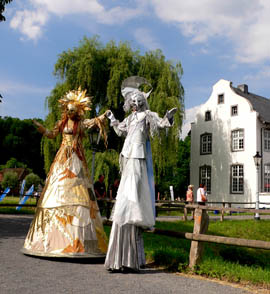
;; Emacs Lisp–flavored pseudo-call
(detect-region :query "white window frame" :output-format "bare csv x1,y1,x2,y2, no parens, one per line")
264,164,270,192
205,111,211,121
231,105,238,116
264,129,270,152
218,93,224,104
200,133,212,155
232,129,244,151
199,165,211,194
231,164,244,194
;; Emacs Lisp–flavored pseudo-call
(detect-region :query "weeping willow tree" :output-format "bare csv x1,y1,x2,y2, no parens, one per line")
42,36,184,191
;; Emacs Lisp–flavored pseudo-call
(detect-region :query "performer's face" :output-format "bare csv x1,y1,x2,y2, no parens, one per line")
67,103,78,119
131,93,145,112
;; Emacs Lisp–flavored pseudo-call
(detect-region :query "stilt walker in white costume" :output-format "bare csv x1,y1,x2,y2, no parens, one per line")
22,88,108,258
105,76,176,272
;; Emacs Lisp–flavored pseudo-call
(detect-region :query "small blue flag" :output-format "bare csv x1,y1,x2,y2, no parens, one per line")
20,179,25,196
0,187,10,202
16,184,34,211
19,179,26,200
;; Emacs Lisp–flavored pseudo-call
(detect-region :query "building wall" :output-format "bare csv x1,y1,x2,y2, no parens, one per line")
190,79,259,205
259,122,270,206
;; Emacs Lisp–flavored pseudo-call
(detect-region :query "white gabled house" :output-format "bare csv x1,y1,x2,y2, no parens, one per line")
190,79,270,207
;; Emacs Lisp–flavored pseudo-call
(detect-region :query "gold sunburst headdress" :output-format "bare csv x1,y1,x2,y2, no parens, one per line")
59,87,92,117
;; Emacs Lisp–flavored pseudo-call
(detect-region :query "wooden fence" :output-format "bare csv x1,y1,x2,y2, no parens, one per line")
151,204,270,267
2,198,270,268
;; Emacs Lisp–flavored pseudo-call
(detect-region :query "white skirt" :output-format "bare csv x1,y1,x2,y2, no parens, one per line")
110,157,155,229
104,222,145,270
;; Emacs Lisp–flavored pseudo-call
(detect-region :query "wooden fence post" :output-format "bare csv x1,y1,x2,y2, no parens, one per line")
228,203,232,216
189,207,209,268
183,206,188,221
220,203,225,221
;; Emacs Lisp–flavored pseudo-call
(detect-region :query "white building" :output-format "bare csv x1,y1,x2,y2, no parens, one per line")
190,79,270,207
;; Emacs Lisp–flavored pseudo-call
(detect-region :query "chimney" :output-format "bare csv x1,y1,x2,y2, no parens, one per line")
237,84,248,93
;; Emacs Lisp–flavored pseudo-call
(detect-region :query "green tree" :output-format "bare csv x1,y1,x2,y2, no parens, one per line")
0,157,27,170
0,0,13,21
0,117,44,177
1,171,19,192
24,173,41,191
42,36,184,187
175,135,191,198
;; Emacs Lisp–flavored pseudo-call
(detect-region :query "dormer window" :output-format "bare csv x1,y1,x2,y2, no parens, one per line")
218,94,224,104
231,105,238,116
205,111,211,121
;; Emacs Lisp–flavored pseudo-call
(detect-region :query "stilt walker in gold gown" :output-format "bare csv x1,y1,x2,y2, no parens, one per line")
22,88,108,258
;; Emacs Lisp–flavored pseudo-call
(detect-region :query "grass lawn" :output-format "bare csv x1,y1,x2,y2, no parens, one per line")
0,196,37,214
105,219,270,288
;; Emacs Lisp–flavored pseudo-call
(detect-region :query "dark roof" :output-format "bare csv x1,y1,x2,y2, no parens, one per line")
231,86,270,123
0,168,28,182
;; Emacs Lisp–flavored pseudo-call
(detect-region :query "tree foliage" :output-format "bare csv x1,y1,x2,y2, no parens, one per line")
0,0,13,22
42,36,184,189
0,157,27,170
175,135,191,197
1,171,18,191
25,173,41,191
0,117,45,177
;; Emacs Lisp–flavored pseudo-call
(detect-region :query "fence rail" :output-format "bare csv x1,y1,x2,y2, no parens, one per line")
151,205,270,267
1,199,270,267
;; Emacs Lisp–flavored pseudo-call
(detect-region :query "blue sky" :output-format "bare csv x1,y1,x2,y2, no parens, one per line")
1,0,270,137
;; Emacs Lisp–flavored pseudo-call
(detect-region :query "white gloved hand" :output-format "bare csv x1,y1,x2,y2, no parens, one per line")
106,110,116,123
166,107,177,123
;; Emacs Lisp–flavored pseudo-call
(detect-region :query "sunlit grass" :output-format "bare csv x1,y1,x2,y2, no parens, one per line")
105,219,270,288
0,195,36,214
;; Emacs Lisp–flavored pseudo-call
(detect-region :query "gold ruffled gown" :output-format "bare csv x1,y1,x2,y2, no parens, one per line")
22,116,108,257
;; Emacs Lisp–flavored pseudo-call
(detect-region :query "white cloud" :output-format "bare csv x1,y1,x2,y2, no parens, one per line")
32,0,104,16
9,0,270,65
10,9,48,40
180,105,201,139
150,0,270,64
244,66,270,82
134,28,161,51
9,0,143,41
97,6,142,25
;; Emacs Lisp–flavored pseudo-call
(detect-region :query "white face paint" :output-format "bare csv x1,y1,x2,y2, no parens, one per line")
67,103,78,118
131,92,146,112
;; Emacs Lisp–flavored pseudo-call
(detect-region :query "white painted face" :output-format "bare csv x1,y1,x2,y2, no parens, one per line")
131,92,146,111
67,103,78,118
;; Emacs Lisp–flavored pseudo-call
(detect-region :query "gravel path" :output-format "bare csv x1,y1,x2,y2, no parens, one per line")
0,214,253,294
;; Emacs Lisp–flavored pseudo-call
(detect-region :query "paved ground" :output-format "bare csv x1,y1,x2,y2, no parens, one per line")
0,214,256,294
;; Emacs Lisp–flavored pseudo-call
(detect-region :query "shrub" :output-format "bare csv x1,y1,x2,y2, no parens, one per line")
1,171,19,192
24,173,41,190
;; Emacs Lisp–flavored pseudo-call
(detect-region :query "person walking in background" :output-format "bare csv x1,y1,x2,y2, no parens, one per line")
155,184,160,201
94,174,106,200
186,184,194,220
109,179,120,200
197,184,207,205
